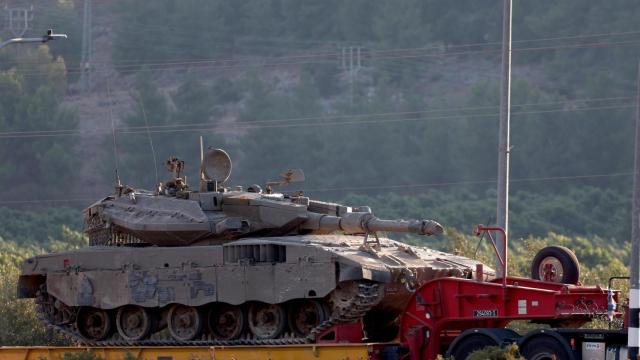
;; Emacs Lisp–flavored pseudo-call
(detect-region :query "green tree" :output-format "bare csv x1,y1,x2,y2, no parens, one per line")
0,264,70,345
0,45,77,199
372,0,429,48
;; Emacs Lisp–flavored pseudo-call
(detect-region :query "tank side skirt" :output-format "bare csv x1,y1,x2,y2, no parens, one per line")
36,282,381,346
43,260,337,308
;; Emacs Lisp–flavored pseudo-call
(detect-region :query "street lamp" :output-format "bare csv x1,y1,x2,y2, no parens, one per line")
0,29,67,50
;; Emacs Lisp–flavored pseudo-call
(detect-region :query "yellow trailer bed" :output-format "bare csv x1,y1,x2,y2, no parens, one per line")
0,344,377,360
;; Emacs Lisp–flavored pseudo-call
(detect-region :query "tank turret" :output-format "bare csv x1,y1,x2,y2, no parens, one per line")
18,146,490,345
84,148,443,247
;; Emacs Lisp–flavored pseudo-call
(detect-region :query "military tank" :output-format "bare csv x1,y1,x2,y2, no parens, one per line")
17,148,493,345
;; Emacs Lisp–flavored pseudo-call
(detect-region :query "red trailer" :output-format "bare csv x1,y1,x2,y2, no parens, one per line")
397,225,627,359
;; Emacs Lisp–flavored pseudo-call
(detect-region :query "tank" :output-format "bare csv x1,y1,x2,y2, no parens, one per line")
17,148,493,345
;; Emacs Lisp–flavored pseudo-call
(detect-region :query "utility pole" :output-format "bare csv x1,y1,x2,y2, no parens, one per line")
496,0,512,278
629,60,640,360
80,0,92,92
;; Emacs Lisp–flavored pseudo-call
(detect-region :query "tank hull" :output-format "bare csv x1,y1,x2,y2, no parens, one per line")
20,234,485,306
19,234,490,343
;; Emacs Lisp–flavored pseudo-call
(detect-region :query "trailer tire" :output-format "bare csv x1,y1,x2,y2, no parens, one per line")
520,335,572,360
531,246,580,284
448,334,498,360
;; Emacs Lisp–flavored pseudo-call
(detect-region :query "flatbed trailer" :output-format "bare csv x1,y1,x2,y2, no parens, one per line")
1,226,629,360
0,330,631,360
398,226,629,359
0,344,391,360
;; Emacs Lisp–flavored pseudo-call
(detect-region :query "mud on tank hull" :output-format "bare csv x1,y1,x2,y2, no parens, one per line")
18,234,490,344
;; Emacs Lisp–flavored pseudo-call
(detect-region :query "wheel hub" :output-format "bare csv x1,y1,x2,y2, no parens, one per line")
209,305,244,340
168,305,202,341
540,257,564,282
116,306,153,341
87,314,102,327
178,313,193,327
248,303,285,339
288,300,327,336
126,314,141,328
77,308,112,341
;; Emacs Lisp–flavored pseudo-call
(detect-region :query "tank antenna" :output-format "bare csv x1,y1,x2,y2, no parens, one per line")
106,77,123,197
200,136,204,164
199,136,206,191
136,94,159,187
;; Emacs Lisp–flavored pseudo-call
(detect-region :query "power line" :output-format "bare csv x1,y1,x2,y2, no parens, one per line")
8,36,640,79
0,198,95,205
0,95,632,131
367,30,640,56
66,28,640,68
103,103,640,135
3,27,640,73
0,171,632,205
0,98,633,140
45,40,640,79
95,95,633,131
306,172,633,193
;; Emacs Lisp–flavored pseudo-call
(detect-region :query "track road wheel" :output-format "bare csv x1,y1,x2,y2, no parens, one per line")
531,246,580,284
248,303,286,339
167,304,204,341
208,304,245,340
116,305,153,341
448,334,498,360
287,300,328,336
520,336,571,360
77,307,113,341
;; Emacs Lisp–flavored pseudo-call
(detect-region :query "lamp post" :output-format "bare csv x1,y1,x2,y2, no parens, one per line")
0,29,67,50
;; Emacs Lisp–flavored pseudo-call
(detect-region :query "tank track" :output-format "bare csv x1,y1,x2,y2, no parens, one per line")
35,282,380,346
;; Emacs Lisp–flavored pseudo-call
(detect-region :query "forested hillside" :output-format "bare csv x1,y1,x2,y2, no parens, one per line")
2,1,639,215
0,0,639,344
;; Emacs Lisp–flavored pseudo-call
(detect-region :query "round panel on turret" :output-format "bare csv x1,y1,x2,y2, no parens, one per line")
201,148,232,183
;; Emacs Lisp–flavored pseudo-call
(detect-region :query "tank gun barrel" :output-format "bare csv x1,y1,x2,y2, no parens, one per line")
301,212,443,236
365,218,443,235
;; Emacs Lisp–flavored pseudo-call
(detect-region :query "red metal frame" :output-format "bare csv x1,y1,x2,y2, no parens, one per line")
399,226,617,360
315,320,364,344
400,276,613,359
473,225,508,286
310,226,618,359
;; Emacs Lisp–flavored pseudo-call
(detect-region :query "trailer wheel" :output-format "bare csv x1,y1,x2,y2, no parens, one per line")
448,334,498,360
520,335,571,360
531,246,580,284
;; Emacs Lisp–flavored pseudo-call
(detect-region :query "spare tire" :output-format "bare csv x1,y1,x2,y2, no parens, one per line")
531,246,580,284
